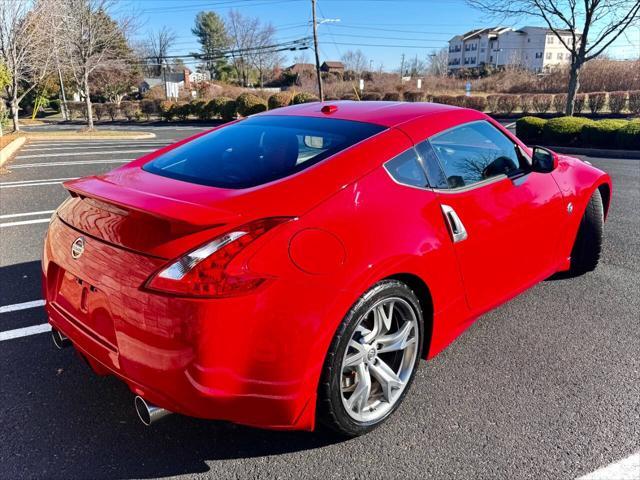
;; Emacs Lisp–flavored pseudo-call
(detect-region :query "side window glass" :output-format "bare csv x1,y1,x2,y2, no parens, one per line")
385,148,428,188
429,121,523,189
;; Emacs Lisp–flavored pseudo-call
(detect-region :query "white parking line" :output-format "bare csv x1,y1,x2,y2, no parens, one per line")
0,179,78,189
0,324,51,341
0,177,78,186
24,140,166,147
10,159,130,169
0,299,45,314
577,451,640,479
22,143,169,153
0,210,54,219
0,218,51,228
504,122,516,129
16,149,153,160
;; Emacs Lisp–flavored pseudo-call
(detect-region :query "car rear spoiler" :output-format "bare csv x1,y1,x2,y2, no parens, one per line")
64,176,240,228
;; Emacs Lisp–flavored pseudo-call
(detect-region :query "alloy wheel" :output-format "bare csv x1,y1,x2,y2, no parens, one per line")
339,297,419,423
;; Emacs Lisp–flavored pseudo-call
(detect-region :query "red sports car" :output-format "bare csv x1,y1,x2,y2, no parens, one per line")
43,101,611,436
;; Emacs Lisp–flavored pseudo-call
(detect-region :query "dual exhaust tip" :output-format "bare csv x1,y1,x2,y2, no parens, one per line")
52,328,171,426
134,396,171,426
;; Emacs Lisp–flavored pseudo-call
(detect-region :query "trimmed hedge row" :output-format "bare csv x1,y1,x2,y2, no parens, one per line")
516,116,640,149
76,90,318,123
427,91,640,114
76,89,640,123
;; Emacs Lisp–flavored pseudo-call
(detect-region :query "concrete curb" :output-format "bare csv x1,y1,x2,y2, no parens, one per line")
0,136,26,168
549,146,640,160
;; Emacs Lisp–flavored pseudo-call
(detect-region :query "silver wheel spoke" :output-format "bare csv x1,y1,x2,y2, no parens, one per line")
370,358,404,403
377,321,416,354
365,302,393,343
346,363,372,414
343,340,366,367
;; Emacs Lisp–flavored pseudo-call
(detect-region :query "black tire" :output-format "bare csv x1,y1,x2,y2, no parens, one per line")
570,188,604,275
317,280,424,437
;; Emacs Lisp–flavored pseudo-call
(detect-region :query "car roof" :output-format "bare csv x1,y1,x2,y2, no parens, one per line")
259,100,463,128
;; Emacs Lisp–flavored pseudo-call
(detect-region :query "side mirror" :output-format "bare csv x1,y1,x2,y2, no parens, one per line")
531,146,558,173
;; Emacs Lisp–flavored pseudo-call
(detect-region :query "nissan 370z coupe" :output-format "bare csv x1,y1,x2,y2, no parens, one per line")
43,101,611,436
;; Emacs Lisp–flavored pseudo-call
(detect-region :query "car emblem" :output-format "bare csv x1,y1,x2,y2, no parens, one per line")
71,237,85,259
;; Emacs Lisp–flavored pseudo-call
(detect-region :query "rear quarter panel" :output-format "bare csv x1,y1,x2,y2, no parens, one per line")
247,161,470,404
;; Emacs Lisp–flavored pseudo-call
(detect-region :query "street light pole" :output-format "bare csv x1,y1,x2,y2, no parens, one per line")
162,60,168,99
311,0,323,101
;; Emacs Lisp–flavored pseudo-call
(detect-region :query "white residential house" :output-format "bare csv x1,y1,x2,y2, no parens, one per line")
138,68,211,99
448,26,579,73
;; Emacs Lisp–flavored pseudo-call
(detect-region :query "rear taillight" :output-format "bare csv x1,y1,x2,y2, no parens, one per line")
145,217,291,298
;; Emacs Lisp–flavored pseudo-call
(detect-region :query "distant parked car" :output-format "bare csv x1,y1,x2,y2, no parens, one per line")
43,101,611,436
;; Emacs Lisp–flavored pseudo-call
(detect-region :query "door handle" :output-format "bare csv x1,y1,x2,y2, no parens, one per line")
441,204,468,243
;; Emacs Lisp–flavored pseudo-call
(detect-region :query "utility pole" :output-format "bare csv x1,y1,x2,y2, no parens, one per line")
400,54,405,78
311,0,323,101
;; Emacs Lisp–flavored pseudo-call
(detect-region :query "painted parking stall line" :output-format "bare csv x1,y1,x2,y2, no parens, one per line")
0,177,79,189
0,218,51,228
0,324,51,342
0,210,55,219
0,177,78,186
0,299,45,314
21,143,170,153
10,159,132,169
577,451,640,480
0,300,49,341
16,148,154,160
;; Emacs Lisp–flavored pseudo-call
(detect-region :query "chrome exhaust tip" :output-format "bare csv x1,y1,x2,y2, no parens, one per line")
134,396,171,426
51,329,71,349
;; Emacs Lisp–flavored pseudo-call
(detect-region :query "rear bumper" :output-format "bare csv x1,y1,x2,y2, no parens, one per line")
42,216,331,431
46,299,317,431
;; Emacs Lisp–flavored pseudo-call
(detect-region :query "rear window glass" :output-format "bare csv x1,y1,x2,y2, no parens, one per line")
143,116,385,189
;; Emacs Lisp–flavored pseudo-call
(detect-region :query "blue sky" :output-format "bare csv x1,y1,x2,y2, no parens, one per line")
118,0,640,71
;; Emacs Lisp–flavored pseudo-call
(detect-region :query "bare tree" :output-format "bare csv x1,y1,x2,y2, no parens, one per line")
145,26,176,77
58,0,134,129
292,51,310,65
248,23,285,87
467,0,640,115
0,0,54,131
226,10,259,86
341,49,368,75
427,47,449,77
407,54,427,77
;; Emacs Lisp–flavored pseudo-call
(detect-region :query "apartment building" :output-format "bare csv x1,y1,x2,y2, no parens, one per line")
448,26,578,73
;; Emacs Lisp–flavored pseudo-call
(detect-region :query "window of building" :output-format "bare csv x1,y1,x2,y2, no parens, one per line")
546,52,552,60
547,36,554,43
557,52,563,60
465,44,471,51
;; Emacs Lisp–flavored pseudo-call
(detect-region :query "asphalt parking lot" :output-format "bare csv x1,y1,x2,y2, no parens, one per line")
0,125,638,479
